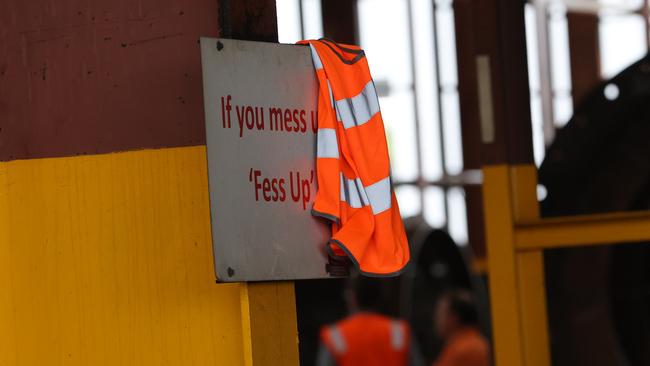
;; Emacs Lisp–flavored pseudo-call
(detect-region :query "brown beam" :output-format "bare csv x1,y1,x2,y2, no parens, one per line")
454,0,534,167
453,0,534,259
219,0,279,42
321,0,359,44
0,0,224,161
454,0,482,170
454,0,487,258
567,12,601,107
492,0,535,165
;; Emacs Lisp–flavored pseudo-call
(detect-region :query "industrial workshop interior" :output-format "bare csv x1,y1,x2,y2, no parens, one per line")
2,0,650,365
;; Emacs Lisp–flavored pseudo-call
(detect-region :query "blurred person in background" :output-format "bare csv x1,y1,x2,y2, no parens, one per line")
432,290,490,366
316,273,423,366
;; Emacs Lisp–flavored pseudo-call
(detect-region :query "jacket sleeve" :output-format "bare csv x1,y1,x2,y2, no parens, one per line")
315,341,338,366
432,346,488,366
408,331,426,366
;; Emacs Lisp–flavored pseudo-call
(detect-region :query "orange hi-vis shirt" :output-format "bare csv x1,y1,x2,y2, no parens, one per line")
299,38,410,276
432,327,490,366
321,313,410,366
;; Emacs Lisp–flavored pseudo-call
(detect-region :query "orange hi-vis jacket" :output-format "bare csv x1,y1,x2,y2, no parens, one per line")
299,38,410,276
321,313,410,366
432,327,490,366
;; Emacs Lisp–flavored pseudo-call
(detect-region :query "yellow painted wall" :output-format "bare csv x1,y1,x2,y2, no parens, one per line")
0,146,247,365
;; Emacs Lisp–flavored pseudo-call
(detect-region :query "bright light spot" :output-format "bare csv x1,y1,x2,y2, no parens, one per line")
424,187,446,228
441,92,464,174
554,94,573,127
530,95,546,166
358,0,418,181
604,83,620,100
600,14,648,78
411,0,443,181
525,4,541,92
382,93,419,181
435,5,459,87
395,185,422,218
276,0,302,43
525,4,546,167
358,0,412,82
549,8,572,92
537,184,548,201
447,187,468,245
302,0,323,40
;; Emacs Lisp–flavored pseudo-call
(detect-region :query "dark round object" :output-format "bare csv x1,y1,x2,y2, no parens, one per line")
540,54,650,366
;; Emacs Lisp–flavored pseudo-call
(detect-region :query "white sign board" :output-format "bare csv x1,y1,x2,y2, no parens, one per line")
200,38,331,282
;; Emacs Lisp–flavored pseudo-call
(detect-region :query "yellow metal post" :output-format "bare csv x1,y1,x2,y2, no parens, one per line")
483,165,525,366
483,165,551,366
515,251,550,366
484,160,650,366
509,166,551,366
240,282,299,366
0,148,302,365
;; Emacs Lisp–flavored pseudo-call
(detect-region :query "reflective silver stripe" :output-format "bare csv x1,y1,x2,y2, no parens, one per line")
390,321,405,350
309,44,323,70
329,326,347,354
335,80,381,129
340,174,370,208
327,80,335,108
317,128,339,159
366,176,392,215
339,175,391,214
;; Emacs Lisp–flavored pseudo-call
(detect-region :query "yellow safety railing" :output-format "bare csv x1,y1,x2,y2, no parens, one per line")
482,164,650,366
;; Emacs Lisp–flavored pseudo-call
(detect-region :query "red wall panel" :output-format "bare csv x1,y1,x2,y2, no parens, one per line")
0,0,219,160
